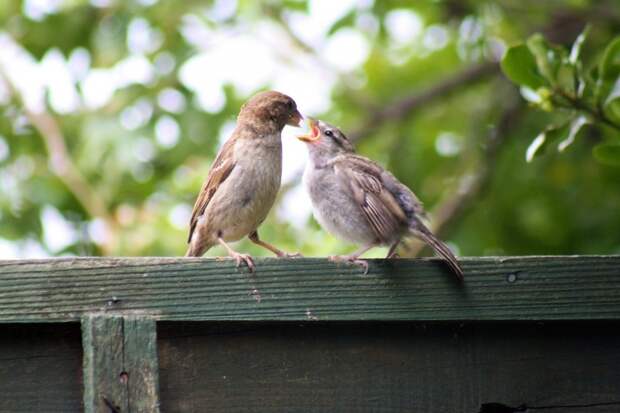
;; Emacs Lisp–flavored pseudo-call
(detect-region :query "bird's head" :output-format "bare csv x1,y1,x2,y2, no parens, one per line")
297,118,355,157
239,90,303,130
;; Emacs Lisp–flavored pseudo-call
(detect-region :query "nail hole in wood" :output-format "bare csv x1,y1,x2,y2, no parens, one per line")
119,371,128,384
507,271,521,283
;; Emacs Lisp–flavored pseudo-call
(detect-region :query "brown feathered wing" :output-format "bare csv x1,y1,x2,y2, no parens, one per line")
332,155,464,280
187,138,236,243
332,155,408,244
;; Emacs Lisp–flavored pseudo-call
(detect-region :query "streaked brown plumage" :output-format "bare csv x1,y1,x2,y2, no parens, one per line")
185,91,302,271
299,119,464,280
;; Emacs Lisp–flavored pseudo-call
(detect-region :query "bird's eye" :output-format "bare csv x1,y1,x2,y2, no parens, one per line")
287,100,294,109
325,130,334,137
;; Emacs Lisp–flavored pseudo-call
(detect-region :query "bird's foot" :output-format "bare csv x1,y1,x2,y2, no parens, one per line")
231,252,256,272
329,255,369,275
386,252,400,259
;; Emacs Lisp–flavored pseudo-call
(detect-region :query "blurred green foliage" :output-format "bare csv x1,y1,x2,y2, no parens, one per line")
0,0,619,259
501,27,620,163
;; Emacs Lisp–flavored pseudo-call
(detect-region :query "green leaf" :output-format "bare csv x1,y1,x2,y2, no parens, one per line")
281,0,309,12
527,34,558,84
596,36,620,103
604,76,620,106
600,37,620,81
593,143,620,166
501,44,545,89
576,76,587,98
604,77,620,122
327,10,356,36
557,64,576,95
526,133,547,162
520,86,554,111
520,86,543,103
569,25,590,65
526,123,570,162
558,115,589,152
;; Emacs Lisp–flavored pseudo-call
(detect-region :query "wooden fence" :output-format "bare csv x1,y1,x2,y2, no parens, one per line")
1,256,619,412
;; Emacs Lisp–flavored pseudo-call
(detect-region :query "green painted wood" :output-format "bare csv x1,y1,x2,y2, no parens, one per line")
0,256,618,322
82,315,127,413
124,316,160,413
0,324,82,412
157,322,620,413
2,321,619,413
82,314,160,413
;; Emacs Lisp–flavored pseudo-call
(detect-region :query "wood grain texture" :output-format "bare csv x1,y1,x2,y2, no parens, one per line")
157,322,620,413
82,315,127,413
124,316,161,413
0,324,82,413
82,314,160,413
0,256,619,322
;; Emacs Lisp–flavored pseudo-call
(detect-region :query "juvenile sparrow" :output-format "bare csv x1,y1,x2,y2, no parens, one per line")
298,119,464,280
185,91,303,271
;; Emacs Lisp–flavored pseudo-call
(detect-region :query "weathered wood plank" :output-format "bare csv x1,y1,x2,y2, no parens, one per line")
124,316,160,413
0,324,82,412
2,321,619,413
82,315,128,413
157,322,620,413
0,256,619,322
82,314,160,413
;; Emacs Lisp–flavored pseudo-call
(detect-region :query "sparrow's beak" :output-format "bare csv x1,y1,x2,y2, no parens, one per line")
287,110,303,127
297,118,321,143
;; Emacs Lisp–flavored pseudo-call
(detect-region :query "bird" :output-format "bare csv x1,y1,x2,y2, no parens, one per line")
185,90,303,271
298,118,464,280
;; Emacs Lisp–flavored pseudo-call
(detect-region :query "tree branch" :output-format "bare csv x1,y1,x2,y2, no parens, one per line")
554,89,620,133
23,111,114,223
0,46,116,251
349,62,500,142
404,96,524,257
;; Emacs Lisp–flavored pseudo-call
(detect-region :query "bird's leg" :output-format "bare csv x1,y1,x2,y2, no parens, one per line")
386,241,400,259
329,244,375,275
217,237,256,272
248,231,302,258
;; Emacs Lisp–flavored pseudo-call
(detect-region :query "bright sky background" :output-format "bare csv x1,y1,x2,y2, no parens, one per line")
0,0,450,257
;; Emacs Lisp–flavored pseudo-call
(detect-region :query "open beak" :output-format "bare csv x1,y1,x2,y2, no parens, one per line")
287,110,303,127
297,118,321,143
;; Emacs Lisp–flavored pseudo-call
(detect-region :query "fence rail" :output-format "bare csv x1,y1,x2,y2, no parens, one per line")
0,256,619,323
1,256,619,412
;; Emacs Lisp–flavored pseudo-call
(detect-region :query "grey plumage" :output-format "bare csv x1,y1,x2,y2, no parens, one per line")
299,119,463,280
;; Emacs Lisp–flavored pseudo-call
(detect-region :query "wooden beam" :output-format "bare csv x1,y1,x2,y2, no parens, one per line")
0,324,82,411
0,256,619,322
123,316,160,412
82,314,160,413
82,315,127,413
157,322,620,412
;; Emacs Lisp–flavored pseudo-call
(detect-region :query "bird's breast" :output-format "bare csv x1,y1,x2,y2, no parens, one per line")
197,136,282,243
231,137,282,219
303,163,377,245
235,136,282,191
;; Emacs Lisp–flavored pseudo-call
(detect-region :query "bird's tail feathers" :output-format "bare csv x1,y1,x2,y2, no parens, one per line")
185,242,211,257
411,225,464,281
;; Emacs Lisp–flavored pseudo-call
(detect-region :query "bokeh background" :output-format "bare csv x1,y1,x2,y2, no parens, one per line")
1,0,619,259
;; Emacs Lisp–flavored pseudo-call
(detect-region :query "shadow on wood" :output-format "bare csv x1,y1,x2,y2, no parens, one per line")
157,322,620,413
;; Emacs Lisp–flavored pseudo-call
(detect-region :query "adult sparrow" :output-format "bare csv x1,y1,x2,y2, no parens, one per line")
298,119,464,280
185,91,303,271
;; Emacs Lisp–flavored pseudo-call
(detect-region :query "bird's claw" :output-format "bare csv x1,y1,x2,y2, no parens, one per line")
233,252,255,272
351,259,369,275
328,255,369,275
